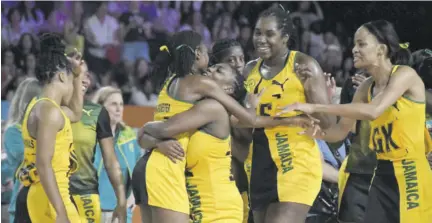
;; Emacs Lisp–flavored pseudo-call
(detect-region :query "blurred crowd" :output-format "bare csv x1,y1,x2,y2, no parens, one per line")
2,1,361,106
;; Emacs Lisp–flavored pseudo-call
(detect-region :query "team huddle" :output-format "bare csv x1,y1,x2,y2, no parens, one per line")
7,4,432,223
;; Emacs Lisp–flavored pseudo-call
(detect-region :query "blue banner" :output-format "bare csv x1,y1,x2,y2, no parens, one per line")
2,101,10,121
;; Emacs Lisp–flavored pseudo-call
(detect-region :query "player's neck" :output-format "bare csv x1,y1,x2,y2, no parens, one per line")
41,85,62,105
367,59,393,87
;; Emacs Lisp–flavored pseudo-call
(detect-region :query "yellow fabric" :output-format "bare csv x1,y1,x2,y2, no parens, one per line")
244,51,322,206
20,97,79,222
145,76,194,214
186,131,243,223
72,194,102,223
367,66,427,161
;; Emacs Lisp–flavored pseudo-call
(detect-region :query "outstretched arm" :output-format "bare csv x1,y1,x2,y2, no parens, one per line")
35,103,68,217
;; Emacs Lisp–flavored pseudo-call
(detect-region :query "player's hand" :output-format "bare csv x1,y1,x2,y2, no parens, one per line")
245,88,265,110
352,73,367,89
285,114,320,129
55,214,71,223
112,204,127,223
66,48,83,77
156,140,184,163
298,124,325,139
324,72,336,99
276,102,316,116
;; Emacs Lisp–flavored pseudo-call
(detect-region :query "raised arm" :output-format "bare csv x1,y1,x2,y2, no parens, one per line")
62,54,84,123
35,103,68,219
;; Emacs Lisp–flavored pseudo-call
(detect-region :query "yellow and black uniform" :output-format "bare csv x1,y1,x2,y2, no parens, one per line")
243,51,322,210
186,131,243,223
16,97,80,222
132,77,193,214
363,66,432,223
69,100,113,223
337,120,375,223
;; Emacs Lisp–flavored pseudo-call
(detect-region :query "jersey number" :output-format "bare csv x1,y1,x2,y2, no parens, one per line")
260,103,272,116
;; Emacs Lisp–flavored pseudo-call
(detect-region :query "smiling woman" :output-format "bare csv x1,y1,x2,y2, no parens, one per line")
241,5,334,223
277,20,432,223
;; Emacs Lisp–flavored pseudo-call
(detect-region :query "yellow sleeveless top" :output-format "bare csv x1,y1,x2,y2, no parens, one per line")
152,76,194,163
18,97,78,185
368,66,426,160
244,51,315,145
186,131,232,181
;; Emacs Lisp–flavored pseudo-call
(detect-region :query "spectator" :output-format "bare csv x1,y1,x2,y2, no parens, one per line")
130,78,158,107
84,2,120,76
178,12,212,48
63,1,85,54
153,1,180,36
290,1,324,31
212,12,240,41
2,8,29,47
38,9,65,34
302,20,326,60
319,31,343,73
200,2,219,30
23,53,37,78
18,1,44,33
119,1,152,71
238,25,254,61
13,33,38,69
107,1,128,19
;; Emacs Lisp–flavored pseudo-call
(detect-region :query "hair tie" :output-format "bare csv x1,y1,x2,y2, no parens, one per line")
399,42,410,49
176,44,195,53
159,45,170,55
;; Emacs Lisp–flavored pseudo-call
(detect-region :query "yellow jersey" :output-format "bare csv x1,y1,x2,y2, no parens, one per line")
144,76,195,214
186,131,243,222
368,66,426,160
18,97,78,185
244,51,322,209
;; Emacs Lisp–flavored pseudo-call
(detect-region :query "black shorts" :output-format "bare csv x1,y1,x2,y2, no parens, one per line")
14,186,31,223
338,173,373,223
131,151,151,205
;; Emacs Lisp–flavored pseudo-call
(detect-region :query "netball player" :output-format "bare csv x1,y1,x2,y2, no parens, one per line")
133,30,318,223
139,62,318,223
3,78,41,223
241,5,334,223
278,20,432,223
15,33,83,222
210,39,251,223
66,52,127,223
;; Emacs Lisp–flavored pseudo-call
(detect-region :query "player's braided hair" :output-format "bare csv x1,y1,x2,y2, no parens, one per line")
36,33,72,84
151,31,203,92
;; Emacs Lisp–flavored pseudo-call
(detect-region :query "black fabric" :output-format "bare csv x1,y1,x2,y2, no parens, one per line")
363,161,400,223
131,151,152,205
96,107,113,140
14,186,31,223
338,173,373,223
249,129,278,211
119,12,148,42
